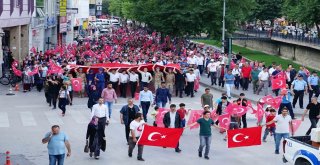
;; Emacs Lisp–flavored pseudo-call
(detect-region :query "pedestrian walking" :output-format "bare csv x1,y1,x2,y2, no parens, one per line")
120,98,140,143
87,85,100,111
137,66,152,91
262,108,276,142
232,64,241,89
177,103,190,128
224,69,235,99
127,68,139,98
58,85,71,117
106,68,120,93
155,82,172,108
164,67,175,96
86,116,106,159
241,63,251,91
174,68,185,98
48,76,60,109
217,63,226,88
185,69,196,97
139,86,153,122
153,66,165,89
291,74,308,109
95,68,106,95
207,59,218,85
301,97,320,135
308,71,319,103
237,93,248,128
163,104,182,153
264,107,293,154
128,113,145,161
188,111,215,160
257,67,269,95
278,87,295,119
42,125,71,165
201,88,213,110
251,66,260,94
91,98,110,138
101,83,117,118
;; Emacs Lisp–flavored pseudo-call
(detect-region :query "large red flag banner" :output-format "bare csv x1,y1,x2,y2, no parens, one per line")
137,125,183,148
227,127,262,148
290,119,302,134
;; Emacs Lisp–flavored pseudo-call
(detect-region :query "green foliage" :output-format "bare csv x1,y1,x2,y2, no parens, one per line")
102,0,110,15
249,0,283,23
108,0,255,38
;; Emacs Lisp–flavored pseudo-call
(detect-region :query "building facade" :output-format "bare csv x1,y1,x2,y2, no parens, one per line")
0,0,33,66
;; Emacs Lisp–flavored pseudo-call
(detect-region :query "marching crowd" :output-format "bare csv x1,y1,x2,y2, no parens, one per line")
6,24,319,164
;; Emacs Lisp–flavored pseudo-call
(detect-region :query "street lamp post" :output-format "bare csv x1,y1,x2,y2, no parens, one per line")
222,0,226,53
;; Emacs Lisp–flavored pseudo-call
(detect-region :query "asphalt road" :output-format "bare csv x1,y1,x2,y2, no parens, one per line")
0,84,310,165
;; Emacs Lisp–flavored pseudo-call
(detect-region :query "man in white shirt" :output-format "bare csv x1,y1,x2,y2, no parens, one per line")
137,66,153,91
232,64,241,89
128,113,145,161
107,68,120,92
91,98,110,138
185,69,197,97
128,68,139,98
187,54,198,65
119,70,129,98
257,67,269,96
139,86,153,122
207,60,218,85
197,54,205,75
264,107,293,154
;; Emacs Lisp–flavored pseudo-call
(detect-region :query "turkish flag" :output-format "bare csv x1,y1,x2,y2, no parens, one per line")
155,108,170,128
211,110,219,121
12,65,22,77
260,95,274,105
255,104,265,123
134,92,139,101
218,113,231,130
187,110,203,130
28,66,39,76
137,125,183,148
290,119,302,134
227,126,262,148
271,96,283,109
226,104,248,116
71,78,82,92
30,46,37,54
272,78,286,90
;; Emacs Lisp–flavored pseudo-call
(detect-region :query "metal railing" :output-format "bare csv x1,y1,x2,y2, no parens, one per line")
236,29,320,47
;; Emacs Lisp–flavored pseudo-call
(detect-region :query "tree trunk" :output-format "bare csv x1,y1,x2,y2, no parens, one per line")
316,23,320,38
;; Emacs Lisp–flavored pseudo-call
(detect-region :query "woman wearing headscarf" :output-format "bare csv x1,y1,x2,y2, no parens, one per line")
87,85,100,111
23,66,33,92
86,116,106,159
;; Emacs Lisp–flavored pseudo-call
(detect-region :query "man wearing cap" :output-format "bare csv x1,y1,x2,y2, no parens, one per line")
95,68,106,95
308,71,319,103
291,74,308,109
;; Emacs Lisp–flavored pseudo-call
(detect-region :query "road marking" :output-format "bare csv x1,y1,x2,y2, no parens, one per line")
0,112,9,127
70,111,89,124
44,111,64,125
20,112,37,126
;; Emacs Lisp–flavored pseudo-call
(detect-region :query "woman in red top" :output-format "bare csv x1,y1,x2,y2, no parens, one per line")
262,108,276,142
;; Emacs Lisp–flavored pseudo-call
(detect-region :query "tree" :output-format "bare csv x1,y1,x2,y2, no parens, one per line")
102,0,110,15
108,0,123,16
284,0,320,37
249,0,283,26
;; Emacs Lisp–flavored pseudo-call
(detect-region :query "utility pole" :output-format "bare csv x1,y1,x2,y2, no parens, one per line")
222,0,226,53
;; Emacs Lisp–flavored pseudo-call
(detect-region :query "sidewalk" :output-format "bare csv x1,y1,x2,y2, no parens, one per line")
199,74,309,115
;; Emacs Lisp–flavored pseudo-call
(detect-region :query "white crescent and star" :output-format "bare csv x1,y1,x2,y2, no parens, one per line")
147,132,166,141
222,118,229,124
232,133,249,143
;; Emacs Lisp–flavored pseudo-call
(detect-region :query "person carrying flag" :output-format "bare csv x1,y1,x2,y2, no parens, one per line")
128,113,145,161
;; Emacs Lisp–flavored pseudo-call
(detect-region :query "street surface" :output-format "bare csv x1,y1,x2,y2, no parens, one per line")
0,82,310,165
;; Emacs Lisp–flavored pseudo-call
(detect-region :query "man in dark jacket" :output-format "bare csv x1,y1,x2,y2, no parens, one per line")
120,98,140,143
155,82,172,108
237,93,248,128
163,104,182,153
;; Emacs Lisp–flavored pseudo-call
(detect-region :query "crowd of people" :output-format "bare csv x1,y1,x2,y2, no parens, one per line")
7,24,319,164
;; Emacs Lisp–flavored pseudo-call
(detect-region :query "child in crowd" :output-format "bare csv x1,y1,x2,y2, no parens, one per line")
262,108,276,142
150,106,159,127
177,103,191,127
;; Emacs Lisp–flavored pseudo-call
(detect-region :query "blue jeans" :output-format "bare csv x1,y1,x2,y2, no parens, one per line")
105,101,113,118
275,133,289,151
198,135,212,157
49,154,65,165
141,101,151,121
180,119,186,127
262,127,276,142
156,101,166,108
